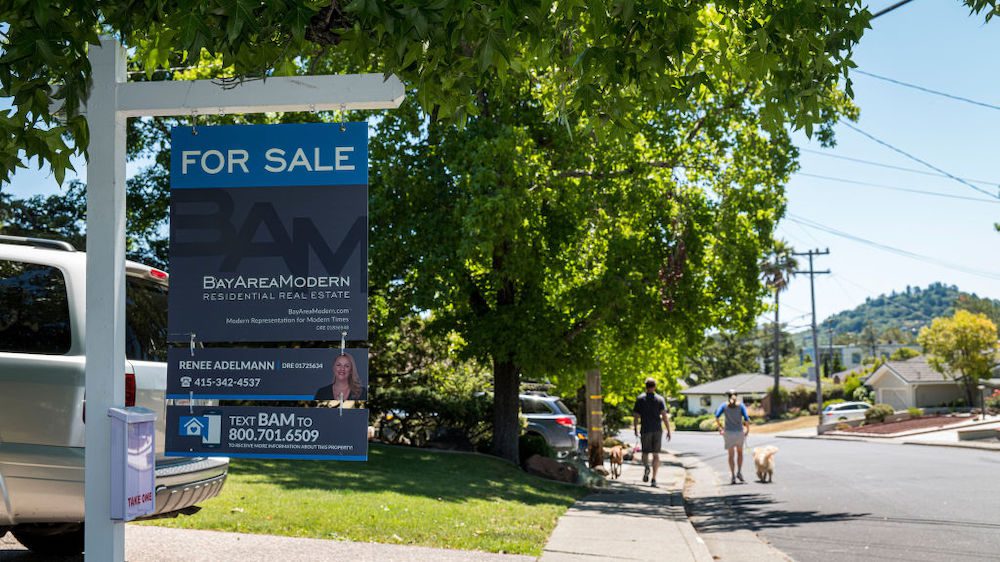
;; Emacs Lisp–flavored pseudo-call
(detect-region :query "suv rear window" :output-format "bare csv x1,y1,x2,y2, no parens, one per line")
554,400,573,415
126,276,168,362
0,260,71,354
521,398,554,414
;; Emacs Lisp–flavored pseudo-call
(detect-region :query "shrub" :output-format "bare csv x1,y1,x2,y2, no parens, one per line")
865,403,895,424
852,386,874,403
675,414,712,431
698,418,719,432
519,433,553,463
751,417,767,425
906,407,924,418
370,386,493,448
822,398,845,410
835,423,852,431
822,384,845,402
807,403,818,415
842,374,862,399
603,436,624,448
986,390,1000,410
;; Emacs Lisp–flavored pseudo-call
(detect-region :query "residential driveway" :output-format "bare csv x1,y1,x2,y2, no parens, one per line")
1,526,535,562
671,431,1000,562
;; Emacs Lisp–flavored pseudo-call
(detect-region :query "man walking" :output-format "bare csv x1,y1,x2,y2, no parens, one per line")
632,378,671,487
715,390,750,484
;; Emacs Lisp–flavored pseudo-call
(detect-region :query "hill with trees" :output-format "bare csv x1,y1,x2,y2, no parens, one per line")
819,283,1000,343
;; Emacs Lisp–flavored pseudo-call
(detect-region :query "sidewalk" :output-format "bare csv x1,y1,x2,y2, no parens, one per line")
0,526,535,562
539,452,713,562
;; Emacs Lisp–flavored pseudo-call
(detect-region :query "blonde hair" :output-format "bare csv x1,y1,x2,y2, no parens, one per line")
334,353,363,400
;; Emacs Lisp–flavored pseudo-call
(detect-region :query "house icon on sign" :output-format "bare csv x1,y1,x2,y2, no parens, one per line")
182,417,205,436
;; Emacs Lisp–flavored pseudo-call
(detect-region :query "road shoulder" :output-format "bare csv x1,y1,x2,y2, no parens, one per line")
678,450,793,562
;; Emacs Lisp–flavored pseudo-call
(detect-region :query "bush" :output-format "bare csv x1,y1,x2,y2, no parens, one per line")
603,436,624,448
698,418,719,432
822,384,845,402
751,417,767,425
822,398,845,410
807,403,818,415
370,386,493,448
674,414,712,431
865,403,895,424
986,390,1000,410
519,433,553,463
842,374,862,399
906,407,923,418
852,386,874,403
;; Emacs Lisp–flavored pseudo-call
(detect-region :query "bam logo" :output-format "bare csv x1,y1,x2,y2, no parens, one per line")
171,189,365,276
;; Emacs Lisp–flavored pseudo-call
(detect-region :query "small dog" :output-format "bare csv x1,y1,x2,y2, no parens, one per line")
608,445,624,479
752,446,778,483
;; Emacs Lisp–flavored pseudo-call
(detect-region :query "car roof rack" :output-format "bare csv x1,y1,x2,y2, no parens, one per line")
0,234,77,252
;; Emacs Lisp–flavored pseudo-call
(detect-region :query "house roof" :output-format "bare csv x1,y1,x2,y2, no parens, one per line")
681,373,812,396
870,356,954,385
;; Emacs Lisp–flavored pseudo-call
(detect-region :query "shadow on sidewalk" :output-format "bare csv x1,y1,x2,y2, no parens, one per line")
570,487,685,519
686,492,868,534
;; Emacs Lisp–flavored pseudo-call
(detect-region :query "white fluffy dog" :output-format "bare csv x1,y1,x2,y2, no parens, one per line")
752,446,778,483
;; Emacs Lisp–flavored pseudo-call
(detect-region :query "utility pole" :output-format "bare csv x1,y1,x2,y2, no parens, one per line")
828,327,834,377
794,249,830,426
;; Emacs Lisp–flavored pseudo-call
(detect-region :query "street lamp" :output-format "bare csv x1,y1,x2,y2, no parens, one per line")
979,384,991,421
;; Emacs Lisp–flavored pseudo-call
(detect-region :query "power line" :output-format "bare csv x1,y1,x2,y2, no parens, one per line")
795,172,1000,204
786,213,1000,281
842,123,1000,200
799,149,999,186
854,70,1000,112
871,0,917,19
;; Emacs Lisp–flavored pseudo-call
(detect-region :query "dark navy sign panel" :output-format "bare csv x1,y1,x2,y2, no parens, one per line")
165,406,368,460
167,347,368,400
171,122,367,188
168,122,369,343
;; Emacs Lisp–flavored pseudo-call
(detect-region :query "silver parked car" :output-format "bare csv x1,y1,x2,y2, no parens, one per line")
520,393,578,455
0,235,229,555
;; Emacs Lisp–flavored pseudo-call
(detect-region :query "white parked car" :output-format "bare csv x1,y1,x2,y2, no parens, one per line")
0,235,229,555
822,401,872,423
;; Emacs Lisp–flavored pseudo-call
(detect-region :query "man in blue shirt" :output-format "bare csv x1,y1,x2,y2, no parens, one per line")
632,378,671,487
715,390,750,485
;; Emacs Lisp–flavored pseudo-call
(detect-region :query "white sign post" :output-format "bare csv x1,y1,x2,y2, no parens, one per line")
83,36,403,561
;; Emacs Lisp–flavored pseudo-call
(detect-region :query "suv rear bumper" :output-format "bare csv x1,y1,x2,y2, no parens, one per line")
149,457,229,517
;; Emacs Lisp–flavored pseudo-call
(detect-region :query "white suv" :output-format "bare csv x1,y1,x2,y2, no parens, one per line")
0,235,229,555
822,401,872,423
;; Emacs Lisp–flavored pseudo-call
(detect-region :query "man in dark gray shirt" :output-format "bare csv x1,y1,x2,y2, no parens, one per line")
632,378,671,487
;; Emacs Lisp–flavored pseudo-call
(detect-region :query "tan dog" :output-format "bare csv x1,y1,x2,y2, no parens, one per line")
608,445,624,479
752,446,778,483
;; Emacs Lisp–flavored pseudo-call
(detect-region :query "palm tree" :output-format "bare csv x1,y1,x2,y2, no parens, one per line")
761,240,798,419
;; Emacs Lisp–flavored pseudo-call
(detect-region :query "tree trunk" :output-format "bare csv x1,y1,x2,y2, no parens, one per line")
771,290,782,419
492,357,520,465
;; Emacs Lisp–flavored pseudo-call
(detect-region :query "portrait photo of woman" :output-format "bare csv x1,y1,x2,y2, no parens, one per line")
314,352,365,401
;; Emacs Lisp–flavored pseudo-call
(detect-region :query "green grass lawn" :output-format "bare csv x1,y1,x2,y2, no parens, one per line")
141,444,586,555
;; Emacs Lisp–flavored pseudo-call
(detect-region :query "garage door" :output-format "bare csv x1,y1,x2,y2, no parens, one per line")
879,388,908,411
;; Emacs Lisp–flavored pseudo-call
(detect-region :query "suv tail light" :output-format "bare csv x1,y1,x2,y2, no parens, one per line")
83,372,136,422
125,372,136,407
555,416,574,428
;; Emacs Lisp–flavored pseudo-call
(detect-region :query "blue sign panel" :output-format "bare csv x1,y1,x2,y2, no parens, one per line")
167,347,368,401
168,122,368,342
165,405,368,460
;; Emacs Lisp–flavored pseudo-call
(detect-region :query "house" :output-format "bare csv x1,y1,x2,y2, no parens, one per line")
681,373,812,415
864,356,964,411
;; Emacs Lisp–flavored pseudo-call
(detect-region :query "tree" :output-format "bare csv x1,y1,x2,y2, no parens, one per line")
688,331,761,385
918,310,999,406
0,1,880,185
760,239,797,416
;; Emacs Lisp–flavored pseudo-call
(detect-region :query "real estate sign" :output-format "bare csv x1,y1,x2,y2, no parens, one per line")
167,122,368,343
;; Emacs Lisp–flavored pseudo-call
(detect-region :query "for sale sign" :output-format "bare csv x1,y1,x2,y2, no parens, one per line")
168,122,368,343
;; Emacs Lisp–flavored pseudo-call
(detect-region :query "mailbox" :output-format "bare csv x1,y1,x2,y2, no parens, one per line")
108,407,157,521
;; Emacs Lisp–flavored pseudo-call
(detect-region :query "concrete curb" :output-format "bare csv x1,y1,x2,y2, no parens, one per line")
901,440,1000,451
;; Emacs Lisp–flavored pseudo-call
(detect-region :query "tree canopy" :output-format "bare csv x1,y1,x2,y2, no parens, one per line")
0,0,880,185
918,310,998,406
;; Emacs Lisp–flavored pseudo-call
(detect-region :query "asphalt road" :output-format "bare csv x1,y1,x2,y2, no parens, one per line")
665,431,1000,562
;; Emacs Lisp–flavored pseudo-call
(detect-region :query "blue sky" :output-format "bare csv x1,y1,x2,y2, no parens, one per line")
3,1,999,326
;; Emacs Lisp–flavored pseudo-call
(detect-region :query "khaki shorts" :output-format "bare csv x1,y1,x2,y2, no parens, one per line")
640,432,662,453
723,431,745,450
